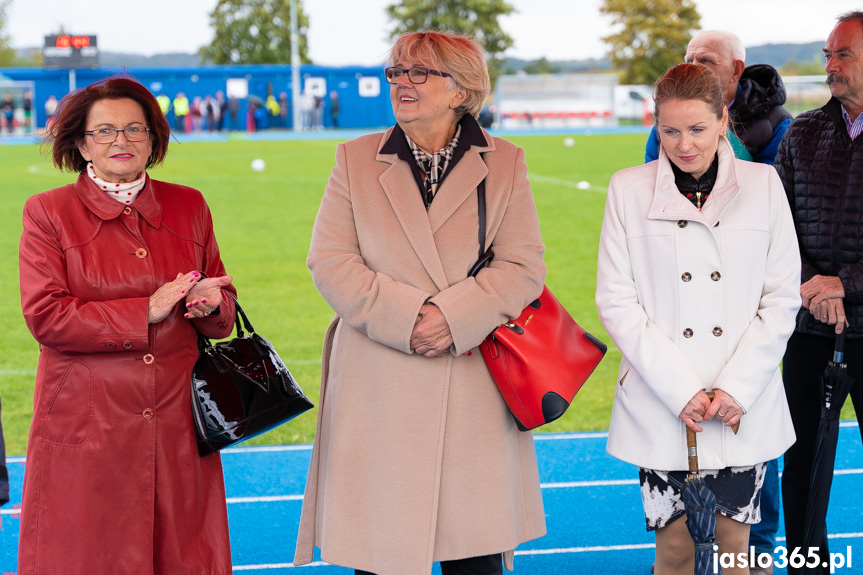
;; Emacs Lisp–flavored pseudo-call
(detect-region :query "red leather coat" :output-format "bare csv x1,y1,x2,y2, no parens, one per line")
18,173,237,575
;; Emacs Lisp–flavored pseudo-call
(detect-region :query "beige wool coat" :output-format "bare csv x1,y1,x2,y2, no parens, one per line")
294,118,548,575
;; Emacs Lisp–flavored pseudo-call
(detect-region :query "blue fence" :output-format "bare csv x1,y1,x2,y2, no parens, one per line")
0,64,396,131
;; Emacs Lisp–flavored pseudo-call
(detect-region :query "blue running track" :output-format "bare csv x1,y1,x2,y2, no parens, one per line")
1,424,861,574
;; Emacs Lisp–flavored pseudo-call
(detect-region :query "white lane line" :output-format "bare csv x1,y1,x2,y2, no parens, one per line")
534,431,609,440
541,479,639,489
227,534,863,570
223,445,313,454
233,561,330,570
515,543,656,555
227,495,304,504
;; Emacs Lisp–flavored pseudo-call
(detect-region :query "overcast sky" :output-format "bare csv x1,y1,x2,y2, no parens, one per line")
5,0,859,66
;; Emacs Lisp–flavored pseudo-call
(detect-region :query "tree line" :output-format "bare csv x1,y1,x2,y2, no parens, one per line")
0,0,828,86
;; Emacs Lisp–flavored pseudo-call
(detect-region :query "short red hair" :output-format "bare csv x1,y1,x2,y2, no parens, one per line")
45,76,171,173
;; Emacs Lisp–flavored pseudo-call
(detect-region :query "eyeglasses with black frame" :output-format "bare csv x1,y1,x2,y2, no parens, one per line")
385,66,452,85
84,126,151,144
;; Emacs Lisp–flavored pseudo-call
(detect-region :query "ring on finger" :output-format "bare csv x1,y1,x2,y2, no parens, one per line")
717,412,725,417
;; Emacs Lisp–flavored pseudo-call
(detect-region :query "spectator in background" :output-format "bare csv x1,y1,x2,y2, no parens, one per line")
645,30,792,166
775,11,863,574
279,91,290,129
44,95,59,129
478,104,493,128
204,95,220,132
329,91,339,128
3,93,15,134
266,94,281,128
313,93,324,130
642,32,794,573
191,96,203,132
299,89,314,130
172,92,189,133
227,95,240,131
216,91,227,131
156,93,171,118
22,90,33,134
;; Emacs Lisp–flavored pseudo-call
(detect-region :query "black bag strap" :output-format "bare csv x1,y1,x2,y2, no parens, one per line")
477,177,487,257
468,176,495,277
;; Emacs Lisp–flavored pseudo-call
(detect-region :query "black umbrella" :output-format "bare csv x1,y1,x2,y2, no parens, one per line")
681,460,722,575
683,391,740,575
802,331,854,573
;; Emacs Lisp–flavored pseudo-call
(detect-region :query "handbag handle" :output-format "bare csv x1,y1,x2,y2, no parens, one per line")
197,293,251,353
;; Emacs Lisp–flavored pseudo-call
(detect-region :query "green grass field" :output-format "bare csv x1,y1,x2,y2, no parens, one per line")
0,132,853,455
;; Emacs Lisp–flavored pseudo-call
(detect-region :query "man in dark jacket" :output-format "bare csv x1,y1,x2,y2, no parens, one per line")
645,30,793,166
775,11,863,575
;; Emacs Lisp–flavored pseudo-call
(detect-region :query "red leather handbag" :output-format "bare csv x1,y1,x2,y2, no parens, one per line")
470,180,607,431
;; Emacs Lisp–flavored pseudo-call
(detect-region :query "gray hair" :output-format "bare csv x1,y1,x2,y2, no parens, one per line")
688,30,746,63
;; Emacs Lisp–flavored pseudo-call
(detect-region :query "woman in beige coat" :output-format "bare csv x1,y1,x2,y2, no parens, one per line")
294,31,547,575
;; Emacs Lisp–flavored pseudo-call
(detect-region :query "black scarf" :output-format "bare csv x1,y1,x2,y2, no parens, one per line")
670,154,719,210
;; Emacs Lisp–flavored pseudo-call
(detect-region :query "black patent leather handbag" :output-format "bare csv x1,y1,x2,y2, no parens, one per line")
191,295,313,456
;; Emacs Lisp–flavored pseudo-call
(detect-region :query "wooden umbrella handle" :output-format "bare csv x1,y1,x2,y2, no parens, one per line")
688,390,742,473
705,390,740,434
687,427,699,473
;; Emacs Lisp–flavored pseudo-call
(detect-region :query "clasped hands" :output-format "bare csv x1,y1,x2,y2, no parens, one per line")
410,304,454,357
801,274,846,334
679,388,741,433
148,271,233,324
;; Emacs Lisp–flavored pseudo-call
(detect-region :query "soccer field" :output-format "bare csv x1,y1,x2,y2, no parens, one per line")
1,131,851,455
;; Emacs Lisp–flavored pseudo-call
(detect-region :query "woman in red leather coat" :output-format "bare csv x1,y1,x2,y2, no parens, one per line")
17,77,236,574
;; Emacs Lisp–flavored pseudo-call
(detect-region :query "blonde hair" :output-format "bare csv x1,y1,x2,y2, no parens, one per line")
387,31,490,119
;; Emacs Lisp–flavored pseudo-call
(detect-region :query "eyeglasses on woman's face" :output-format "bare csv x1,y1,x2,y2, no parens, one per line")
385,66,452,85
84,126,150,144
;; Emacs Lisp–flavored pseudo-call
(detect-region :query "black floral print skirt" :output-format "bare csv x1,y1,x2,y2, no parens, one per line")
638,463,766,531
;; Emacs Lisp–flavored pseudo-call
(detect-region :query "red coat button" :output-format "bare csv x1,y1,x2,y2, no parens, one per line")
135,248,148,258
142,408,154,420
143,354,155,365
106,342,117,350
123,206,133,215
122,341,133,350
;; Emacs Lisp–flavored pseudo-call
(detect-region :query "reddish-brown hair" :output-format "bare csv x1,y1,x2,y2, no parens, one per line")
44,76,171,173
654,63,725,122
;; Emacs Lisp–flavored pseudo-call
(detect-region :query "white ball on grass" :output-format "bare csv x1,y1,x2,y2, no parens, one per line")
251,158,266,172
563,137,575,147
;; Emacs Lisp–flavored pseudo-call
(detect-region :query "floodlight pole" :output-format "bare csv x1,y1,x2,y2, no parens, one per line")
290,0,301,132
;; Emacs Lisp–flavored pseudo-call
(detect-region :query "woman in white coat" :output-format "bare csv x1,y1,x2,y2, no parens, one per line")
293,31,547,575
595,63,801,574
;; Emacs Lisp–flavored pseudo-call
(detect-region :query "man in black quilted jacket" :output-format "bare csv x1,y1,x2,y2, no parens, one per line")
775,10,863,575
